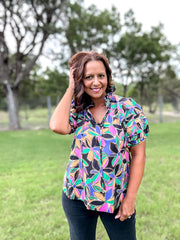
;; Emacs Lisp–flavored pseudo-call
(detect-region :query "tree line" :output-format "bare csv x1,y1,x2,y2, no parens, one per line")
0,0,179,129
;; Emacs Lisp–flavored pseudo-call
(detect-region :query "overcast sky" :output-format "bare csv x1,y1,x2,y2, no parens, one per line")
84,0,180,45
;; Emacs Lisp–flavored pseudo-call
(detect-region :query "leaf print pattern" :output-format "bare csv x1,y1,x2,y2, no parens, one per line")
63,93,149,213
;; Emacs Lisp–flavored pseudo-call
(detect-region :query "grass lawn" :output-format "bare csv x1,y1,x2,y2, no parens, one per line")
0,103,180,131
0,122,180,240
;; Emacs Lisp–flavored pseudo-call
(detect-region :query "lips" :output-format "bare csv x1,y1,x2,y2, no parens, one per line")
90,88,101,92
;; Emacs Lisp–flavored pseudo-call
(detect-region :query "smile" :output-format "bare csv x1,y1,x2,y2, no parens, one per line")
90,88,101,92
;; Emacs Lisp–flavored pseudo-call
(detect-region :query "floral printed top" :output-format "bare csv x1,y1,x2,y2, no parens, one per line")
63,93,149,213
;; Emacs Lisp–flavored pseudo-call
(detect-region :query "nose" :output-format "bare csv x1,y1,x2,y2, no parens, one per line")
93,76,100,85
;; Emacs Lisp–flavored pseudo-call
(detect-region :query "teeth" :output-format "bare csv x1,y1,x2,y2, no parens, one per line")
91,88,101,92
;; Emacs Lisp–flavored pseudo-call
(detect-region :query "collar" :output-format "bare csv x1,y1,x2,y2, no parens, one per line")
83,92,117,122
84,92,116,112
104,92,114,109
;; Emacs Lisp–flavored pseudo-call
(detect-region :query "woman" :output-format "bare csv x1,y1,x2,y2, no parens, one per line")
50,51,149,240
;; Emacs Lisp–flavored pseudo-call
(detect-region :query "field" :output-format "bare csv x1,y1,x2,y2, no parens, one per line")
0,122,180,240
0,102,180,131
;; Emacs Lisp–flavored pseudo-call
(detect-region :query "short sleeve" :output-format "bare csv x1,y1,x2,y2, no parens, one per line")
123,98,149,147
69,100,78,134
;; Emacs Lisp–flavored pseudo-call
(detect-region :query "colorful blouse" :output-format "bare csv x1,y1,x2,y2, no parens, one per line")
63,93,149,213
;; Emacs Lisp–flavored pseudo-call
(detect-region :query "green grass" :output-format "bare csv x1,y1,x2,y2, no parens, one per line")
0,108,51,130
0,122,180,240
137,122,180,240
0,104,179,130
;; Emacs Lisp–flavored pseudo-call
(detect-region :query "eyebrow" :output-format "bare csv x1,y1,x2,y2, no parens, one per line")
85,72,106,75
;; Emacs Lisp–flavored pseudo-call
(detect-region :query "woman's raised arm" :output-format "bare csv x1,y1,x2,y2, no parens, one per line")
49,68,75,135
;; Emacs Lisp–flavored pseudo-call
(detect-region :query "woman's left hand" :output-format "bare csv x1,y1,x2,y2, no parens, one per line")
115,196,135,221
115,141,146,221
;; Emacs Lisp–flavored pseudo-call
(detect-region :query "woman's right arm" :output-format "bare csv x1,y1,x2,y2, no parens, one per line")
49,68,75,135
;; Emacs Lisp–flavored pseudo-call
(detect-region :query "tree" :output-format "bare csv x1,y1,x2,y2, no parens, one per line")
0,0,68,129
35,68,68,104
64,2,121,57
113,12,172,110
111,9,142,97
161,65,180,111
15,64,68,110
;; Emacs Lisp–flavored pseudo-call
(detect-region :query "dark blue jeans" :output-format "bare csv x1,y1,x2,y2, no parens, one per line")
62,192,136,240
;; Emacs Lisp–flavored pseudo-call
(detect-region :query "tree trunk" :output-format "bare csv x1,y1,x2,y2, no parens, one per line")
123,84,127,97
148,101,158,114
5,83,20,130
139,82,144,107
47,96,52,125
159,95,163,123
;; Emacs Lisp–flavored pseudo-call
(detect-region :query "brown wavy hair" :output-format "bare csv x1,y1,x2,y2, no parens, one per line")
69,51,115,112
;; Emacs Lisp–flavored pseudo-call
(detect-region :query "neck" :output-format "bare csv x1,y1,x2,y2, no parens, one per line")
92,98,106,108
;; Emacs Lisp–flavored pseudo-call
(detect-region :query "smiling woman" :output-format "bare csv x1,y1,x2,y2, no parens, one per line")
83,61,107,102
69,51,114,114
82,60,108,124
49,51,149,240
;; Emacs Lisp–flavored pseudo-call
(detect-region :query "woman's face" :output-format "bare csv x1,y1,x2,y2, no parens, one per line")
83,60,108,102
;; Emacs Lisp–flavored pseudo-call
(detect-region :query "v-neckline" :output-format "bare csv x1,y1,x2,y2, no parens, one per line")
88,106,108,125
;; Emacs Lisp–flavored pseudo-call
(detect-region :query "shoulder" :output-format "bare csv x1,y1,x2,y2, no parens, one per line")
110,94,142,111
118,96,138,107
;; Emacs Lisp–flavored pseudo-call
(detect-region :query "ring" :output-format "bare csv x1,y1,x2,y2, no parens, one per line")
128,216,131,219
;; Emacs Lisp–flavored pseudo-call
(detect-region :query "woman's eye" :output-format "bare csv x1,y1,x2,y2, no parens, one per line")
99,74,105,78
85,75,92,80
